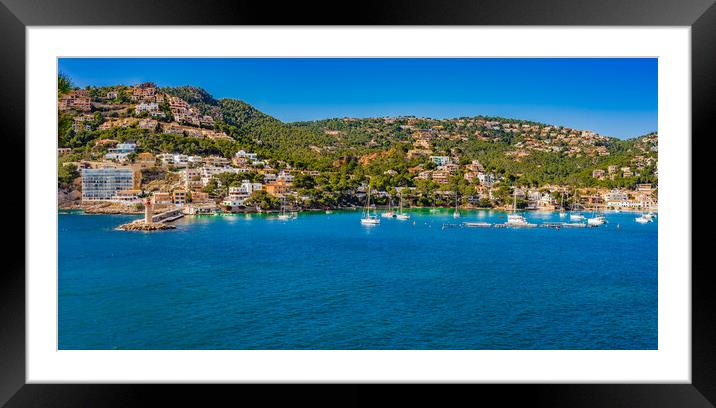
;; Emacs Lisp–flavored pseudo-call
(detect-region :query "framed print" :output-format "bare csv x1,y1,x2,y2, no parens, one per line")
2,0,714,406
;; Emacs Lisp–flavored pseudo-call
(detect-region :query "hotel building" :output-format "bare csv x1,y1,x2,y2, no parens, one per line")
81,168,135,201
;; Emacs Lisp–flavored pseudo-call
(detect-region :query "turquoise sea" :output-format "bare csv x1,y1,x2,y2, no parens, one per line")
58,210,657,349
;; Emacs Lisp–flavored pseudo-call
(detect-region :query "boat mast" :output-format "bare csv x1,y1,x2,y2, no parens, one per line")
366,186,371,216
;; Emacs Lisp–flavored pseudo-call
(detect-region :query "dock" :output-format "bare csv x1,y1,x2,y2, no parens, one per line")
152,208,184,223
463,222,493,228
117,200,184,231
440,220,601,230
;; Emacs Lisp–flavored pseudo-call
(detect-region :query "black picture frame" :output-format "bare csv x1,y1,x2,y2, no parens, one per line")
1,0,713,406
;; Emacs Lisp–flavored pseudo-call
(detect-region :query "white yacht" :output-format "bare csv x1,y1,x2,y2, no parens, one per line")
396,191,410,220
360,187,380,225
635,215,650,224
570,213,585,221
505,189,536,227
506,213,530,226
277,197,291,220
586,207,607,226
381,195,395,218
587,215,606,226
569,191,585,221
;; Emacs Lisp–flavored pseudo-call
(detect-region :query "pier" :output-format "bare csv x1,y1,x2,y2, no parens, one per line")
117,199,183,231
152,208,184,223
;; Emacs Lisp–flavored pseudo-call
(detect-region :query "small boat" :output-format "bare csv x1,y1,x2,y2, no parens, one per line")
361,216,380,225
361,186,380,226
505,189,536,227
635,216,650,224
325,210,333,214
506,213,536,227
570,213,585,221
396,191,410,220
382,195,395,218
586,208,606,226
277,197,291,220
569,191,584,221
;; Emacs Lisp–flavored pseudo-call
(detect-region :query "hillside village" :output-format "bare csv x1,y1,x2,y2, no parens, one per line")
57,79,658,215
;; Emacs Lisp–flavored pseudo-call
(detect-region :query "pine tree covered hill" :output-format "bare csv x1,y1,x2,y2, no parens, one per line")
58,84,658,188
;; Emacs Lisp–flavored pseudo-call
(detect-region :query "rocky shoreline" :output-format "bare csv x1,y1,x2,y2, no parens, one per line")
60,201,142,215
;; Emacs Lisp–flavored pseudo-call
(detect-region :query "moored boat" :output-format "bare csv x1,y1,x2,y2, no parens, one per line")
635,215,651,224
360,186,380,226
396,191,410,220
277,197,291,220
452,190,460,218
505,189,536,227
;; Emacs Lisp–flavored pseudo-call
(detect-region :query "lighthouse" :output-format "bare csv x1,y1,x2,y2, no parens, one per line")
144,197,153,224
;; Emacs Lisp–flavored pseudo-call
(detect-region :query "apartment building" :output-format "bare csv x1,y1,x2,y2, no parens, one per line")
81,168,134,201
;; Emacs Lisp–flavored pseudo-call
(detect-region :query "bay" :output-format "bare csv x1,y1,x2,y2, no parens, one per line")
58,210,657,350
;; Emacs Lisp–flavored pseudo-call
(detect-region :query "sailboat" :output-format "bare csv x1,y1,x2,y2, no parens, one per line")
360,186,380,225
587,206,606,226
453,190,461,218
382,194,395,218
396,191,410,220
559,191,567,217
505,188,534,227
569,191,585,221
277,196,290,220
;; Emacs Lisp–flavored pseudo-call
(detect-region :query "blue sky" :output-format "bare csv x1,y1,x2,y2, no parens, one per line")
58,58,657,139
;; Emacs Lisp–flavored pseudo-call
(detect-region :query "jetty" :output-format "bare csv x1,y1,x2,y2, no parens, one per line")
117,199,182,231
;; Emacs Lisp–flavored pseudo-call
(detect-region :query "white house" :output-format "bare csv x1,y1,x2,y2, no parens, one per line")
135,102,159,115
104,142,137,161
222,180,263,207
429,156,451,166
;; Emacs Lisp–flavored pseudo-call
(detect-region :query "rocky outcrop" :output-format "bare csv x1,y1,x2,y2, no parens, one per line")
117,222,175,231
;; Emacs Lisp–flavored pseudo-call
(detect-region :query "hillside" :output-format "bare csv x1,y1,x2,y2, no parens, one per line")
57,81,658,189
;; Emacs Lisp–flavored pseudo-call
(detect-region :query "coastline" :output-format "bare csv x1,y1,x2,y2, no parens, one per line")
58,206,657,216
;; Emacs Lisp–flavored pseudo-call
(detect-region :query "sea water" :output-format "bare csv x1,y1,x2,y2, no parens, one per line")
58,210,657,349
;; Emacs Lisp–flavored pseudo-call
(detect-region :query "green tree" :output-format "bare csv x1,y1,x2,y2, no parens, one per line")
58,73,73,95
244,190,280,210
